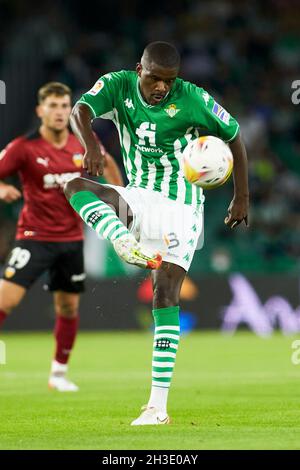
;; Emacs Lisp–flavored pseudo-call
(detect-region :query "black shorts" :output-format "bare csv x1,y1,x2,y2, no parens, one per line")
1,240,85,293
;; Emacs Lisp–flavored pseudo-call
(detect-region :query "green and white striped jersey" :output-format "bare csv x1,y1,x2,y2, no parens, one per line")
78,70,239,207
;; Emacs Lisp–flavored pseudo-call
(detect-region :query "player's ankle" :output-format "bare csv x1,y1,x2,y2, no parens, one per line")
50,359,68,376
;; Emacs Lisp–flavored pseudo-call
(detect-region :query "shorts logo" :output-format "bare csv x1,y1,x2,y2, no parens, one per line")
72,153,83,168
163,232,180,249
87,79,105,96
155,338,171,350
4,267,16,279
212,102,230,125
87,210,103,226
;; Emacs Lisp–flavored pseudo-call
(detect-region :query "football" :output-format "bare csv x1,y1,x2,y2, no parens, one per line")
183,135,233,189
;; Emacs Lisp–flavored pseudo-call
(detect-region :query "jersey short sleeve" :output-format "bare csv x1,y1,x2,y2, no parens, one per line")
190,85,240,143
77,71,126,119
0,137,26,179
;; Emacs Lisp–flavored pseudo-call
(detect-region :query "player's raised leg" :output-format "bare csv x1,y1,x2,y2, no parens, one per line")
131,262,185,425
64,177,162,269
48,291,80,392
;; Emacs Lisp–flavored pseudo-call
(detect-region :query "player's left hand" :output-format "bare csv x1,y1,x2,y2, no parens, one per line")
224,195,249,229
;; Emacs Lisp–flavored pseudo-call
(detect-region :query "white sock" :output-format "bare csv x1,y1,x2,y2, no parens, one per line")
50,359,68,376
148,386,169,414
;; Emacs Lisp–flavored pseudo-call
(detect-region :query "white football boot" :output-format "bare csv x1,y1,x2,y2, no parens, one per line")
131,405,170,426
48,375,79,392
113,235,162,270
48,360,79,392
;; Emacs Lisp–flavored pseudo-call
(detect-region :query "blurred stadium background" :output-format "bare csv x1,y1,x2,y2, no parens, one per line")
0,0,299,333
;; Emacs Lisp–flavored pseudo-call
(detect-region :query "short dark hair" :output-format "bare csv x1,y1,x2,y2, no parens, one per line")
142,41,180,69
37,82,71,103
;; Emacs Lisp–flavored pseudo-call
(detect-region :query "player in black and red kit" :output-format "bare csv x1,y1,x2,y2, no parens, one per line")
0,82,123,391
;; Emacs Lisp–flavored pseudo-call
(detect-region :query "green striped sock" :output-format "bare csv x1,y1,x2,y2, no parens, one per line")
151,306,180,390
70,190,130,242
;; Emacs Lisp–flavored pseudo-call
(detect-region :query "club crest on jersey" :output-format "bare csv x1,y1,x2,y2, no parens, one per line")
87,79,105,96
212,102,230,125
164,104,180,118
72,153,83,168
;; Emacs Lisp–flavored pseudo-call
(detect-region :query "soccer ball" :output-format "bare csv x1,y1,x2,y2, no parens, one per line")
183,136,233,189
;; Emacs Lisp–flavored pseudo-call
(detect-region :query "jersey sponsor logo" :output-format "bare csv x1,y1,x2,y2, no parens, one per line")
36,157,49,167
136,122,156,146
164,104,180,118
124,98,134,109
72,153,83,168
87,79,105,96
135,144,163,154
43,172,81,189
135,122,164,154
212,102,230,125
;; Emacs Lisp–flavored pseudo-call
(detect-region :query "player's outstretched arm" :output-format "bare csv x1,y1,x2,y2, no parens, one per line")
70,103,105,176
225,132,249,229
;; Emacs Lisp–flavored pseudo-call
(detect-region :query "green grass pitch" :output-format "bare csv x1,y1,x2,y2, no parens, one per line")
0,331,300,449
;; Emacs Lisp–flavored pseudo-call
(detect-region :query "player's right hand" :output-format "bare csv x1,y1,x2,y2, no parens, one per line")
83,147,105,177
0,184,22,202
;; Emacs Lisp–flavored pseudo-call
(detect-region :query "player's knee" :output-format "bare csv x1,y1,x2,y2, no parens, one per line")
64,177,86,200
